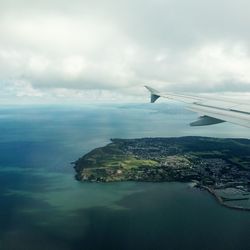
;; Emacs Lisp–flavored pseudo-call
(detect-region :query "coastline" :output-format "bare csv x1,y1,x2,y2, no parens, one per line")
200,185,250,212
74,137,250,211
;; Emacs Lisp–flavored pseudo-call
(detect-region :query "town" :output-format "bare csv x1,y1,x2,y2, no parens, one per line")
74,136,250,210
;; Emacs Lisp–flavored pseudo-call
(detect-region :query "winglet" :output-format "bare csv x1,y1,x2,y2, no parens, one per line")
145,85,160,103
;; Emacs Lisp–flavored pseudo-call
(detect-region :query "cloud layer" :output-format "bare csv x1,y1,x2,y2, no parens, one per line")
1,0,250,102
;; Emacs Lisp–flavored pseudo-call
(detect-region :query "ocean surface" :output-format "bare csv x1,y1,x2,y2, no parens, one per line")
0,103,250,250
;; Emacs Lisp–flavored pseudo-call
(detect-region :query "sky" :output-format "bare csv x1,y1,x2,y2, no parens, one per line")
1,0,250,103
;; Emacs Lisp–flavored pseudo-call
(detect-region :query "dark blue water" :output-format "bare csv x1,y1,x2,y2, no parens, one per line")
0,103,249,250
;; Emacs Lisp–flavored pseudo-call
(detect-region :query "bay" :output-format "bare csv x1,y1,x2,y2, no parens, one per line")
0,103,249,250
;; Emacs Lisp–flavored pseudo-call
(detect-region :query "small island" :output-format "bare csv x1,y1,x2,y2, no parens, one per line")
73,136,250,211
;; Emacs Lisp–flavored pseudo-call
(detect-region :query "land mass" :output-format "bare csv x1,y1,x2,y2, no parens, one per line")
74,136,250,211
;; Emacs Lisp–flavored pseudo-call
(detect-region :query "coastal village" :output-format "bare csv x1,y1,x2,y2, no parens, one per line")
74,137,250,210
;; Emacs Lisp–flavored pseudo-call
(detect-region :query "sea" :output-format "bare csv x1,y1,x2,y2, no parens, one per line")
0,102,250,250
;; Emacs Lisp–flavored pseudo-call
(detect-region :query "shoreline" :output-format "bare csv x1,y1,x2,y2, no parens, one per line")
74,137,250,212
200,185,250,212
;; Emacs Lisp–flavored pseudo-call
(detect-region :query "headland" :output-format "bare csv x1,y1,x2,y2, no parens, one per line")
73,136,250,211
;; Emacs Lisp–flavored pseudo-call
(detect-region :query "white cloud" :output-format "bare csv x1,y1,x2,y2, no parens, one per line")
0,0,250,103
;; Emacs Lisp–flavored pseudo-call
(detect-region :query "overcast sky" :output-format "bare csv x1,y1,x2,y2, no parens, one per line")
1,0,250,103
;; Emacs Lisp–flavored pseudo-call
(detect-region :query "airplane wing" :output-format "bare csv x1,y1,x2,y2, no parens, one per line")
145,86,250,128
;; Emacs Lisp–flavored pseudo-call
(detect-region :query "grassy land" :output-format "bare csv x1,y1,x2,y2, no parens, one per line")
75,143,158,171
74,137,250,183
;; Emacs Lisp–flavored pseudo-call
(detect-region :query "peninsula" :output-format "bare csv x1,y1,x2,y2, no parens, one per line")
74,136,250,210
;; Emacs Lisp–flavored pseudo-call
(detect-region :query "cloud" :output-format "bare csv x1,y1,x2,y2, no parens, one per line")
0,0,250,102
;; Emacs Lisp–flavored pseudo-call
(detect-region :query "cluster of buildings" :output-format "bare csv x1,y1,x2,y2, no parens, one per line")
75,137,250,209
112,138,250,191
77,138,250,190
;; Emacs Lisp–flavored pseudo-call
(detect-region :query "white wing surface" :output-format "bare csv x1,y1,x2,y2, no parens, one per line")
145,86,250,128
